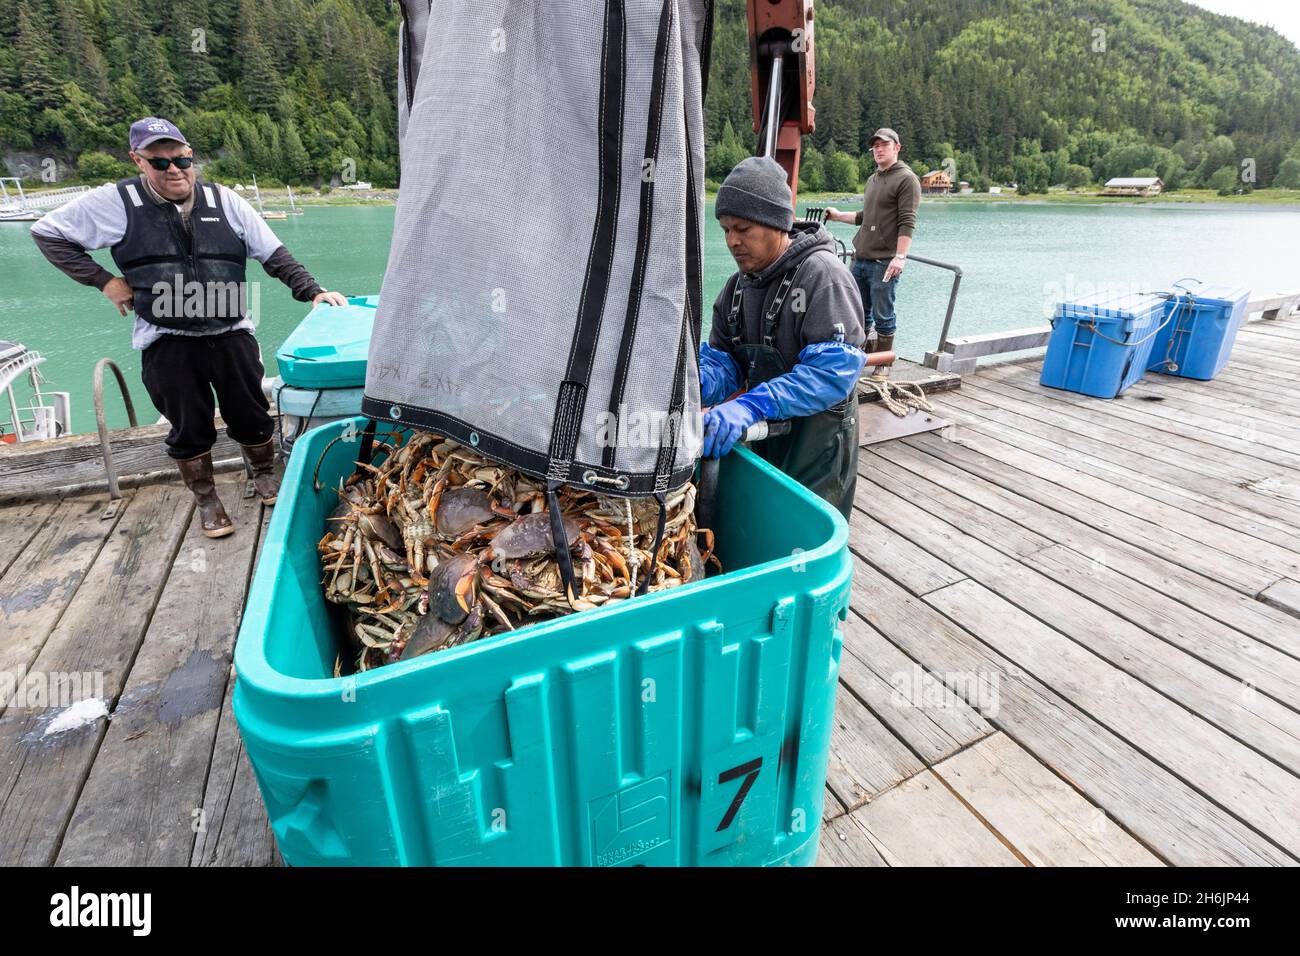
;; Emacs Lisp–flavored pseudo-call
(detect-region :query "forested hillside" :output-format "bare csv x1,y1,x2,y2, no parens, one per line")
3,0,1299,192
1,0,400,186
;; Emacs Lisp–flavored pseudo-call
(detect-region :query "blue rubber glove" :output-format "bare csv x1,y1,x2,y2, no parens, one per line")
746,341,868,418
699,342,743,407
702,394,765,458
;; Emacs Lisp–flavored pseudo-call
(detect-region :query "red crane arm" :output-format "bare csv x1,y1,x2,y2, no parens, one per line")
747,0,816,207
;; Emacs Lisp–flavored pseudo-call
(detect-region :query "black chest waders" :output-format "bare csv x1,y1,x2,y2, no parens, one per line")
721,262,861,520
365,1,715,603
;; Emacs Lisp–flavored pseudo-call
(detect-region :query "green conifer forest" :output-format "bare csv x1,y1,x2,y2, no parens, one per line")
2,0,1298,192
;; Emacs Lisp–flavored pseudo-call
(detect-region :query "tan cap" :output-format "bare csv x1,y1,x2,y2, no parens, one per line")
869,128,901,146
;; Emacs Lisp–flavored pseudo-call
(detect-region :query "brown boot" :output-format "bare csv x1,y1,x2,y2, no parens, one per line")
869,333,895,381
240,439,280,505
176,453,235,538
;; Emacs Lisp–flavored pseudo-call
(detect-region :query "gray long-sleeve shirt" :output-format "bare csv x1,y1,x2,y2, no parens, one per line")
31,176,325,349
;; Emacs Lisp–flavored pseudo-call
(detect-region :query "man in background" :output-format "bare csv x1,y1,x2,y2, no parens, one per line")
826,127,921,381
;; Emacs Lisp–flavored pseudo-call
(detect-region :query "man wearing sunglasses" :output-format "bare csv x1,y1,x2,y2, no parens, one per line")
32,117,348,539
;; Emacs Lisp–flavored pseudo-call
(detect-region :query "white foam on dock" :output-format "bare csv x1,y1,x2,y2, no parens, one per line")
43,698,110,736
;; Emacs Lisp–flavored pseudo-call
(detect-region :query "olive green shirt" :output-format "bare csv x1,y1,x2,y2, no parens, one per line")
852,162,921,261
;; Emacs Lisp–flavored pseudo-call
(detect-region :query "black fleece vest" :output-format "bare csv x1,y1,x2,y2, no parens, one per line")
110,178,248,333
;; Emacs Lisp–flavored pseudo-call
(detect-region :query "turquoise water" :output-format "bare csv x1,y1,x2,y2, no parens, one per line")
2,199,1296,432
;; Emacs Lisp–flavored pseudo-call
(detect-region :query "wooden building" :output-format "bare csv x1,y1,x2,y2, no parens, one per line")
1102,176,1164,197
920,169,953,194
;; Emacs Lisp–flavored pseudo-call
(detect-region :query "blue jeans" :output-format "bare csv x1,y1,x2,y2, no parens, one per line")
851,258,899,337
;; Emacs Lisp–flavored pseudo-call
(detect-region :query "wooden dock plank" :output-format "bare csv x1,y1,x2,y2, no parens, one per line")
867,449,1300,687
936,394,1300,577
861,478,1300,770
0,482,193,865
1260,579,1300,621
0,415,264,501
815,812,890,867
1127,376,1300,442
980,362,1300,474
852,556,1293,865
191,505,282,868
189,666,282,867
847,770,1023,866
924,579,1300,857
847,498,967,597
0,496,126,708
934,733,1164,866
825,680,925,814
1026,545,1300,708
1240,323,1300,343
961,375,1294,486
875,440,1300,655
0,501,56,584
1138,362,1300,416
840,610,995,765
959,378,1300,529
1220,343,1300,375
823,785,847,823
904,430,1276,595
55,474,264,866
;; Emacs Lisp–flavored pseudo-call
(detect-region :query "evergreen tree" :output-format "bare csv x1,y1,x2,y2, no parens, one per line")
17,2,61,112
239,3,284,113
134,34,186,118
174,1,222,100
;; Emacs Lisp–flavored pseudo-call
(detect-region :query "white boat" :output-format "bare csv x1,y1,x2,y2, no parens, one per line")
0,341,71,444
253,176,287,221
285,184,304,216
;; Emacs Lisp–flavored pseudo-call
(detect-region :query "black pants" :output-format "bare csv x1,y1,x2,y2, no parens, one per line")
141,329,274,460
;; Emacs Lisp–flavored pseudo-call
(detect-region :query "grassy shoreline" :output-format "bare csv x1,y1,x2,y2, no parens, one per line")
18,184,1300,210
790,187,1300,209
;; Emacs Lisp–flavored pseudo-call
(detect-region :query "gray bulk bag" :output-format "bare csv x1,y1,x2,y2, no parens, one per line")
369,0,712,524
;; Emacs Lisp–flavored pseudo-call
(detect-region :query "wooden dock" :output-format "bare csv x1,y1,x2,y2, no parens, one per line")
2,313,1298,866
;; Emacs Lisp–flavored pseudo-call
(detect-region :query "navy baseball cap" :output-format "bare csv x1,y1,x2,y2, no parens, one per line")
129,117,189,152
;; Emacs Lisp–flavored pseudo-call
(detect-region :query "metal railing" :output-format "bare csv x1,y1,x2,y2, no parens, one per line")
802,207,964,362
93,358,138,516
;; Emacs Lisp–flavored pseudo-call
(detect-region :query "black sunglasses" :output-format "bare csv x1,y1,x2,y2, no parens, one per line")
141,155,194,170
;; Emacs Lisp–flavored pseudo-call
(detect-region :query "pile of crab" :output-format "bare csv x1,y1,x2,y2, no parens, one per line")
319,430,716,673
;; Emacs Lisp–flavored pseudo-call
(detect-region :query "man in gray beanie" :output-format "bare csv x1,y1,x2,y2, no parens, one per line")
700,156,868,518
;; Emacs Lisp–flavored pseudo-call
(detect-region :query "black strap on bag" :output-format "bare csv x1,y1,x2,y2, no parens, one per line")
636,491,668,596
546,481,579,606
347,418,378,485
544,0,627,605
601,0,675,473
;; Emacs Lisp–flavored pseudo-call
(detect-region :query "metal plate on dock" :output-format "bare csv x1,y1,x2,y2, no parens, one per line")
857,401,950,446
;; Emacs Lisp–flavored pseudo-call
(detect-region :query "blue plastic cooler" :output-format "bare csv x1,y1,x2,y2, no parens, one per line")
1040,292,1168,398
1146,281,1251,380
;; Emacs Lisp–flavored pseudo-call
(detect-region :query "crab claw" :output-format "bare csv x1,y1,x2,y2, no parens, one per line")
426,553,479,625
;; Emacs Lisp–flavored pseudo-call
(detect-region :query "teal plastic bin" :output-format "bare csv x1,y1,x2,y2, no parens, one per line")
234,417,852,866
273,296,378,456
276,296,378,389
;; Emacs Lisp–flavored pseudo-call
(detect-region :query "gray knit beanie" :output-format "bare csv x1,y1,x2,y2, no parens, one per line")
715,156,794,231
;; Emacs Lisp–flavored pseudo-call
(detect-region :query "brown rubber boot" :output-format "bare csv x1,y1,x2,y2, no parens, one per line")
240,439,280,505
869,333,895,381
176,453,235,538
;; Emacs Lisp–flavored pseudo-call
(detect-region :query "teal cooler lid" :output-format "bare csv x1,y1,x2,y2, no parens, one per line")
276,295,378,389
